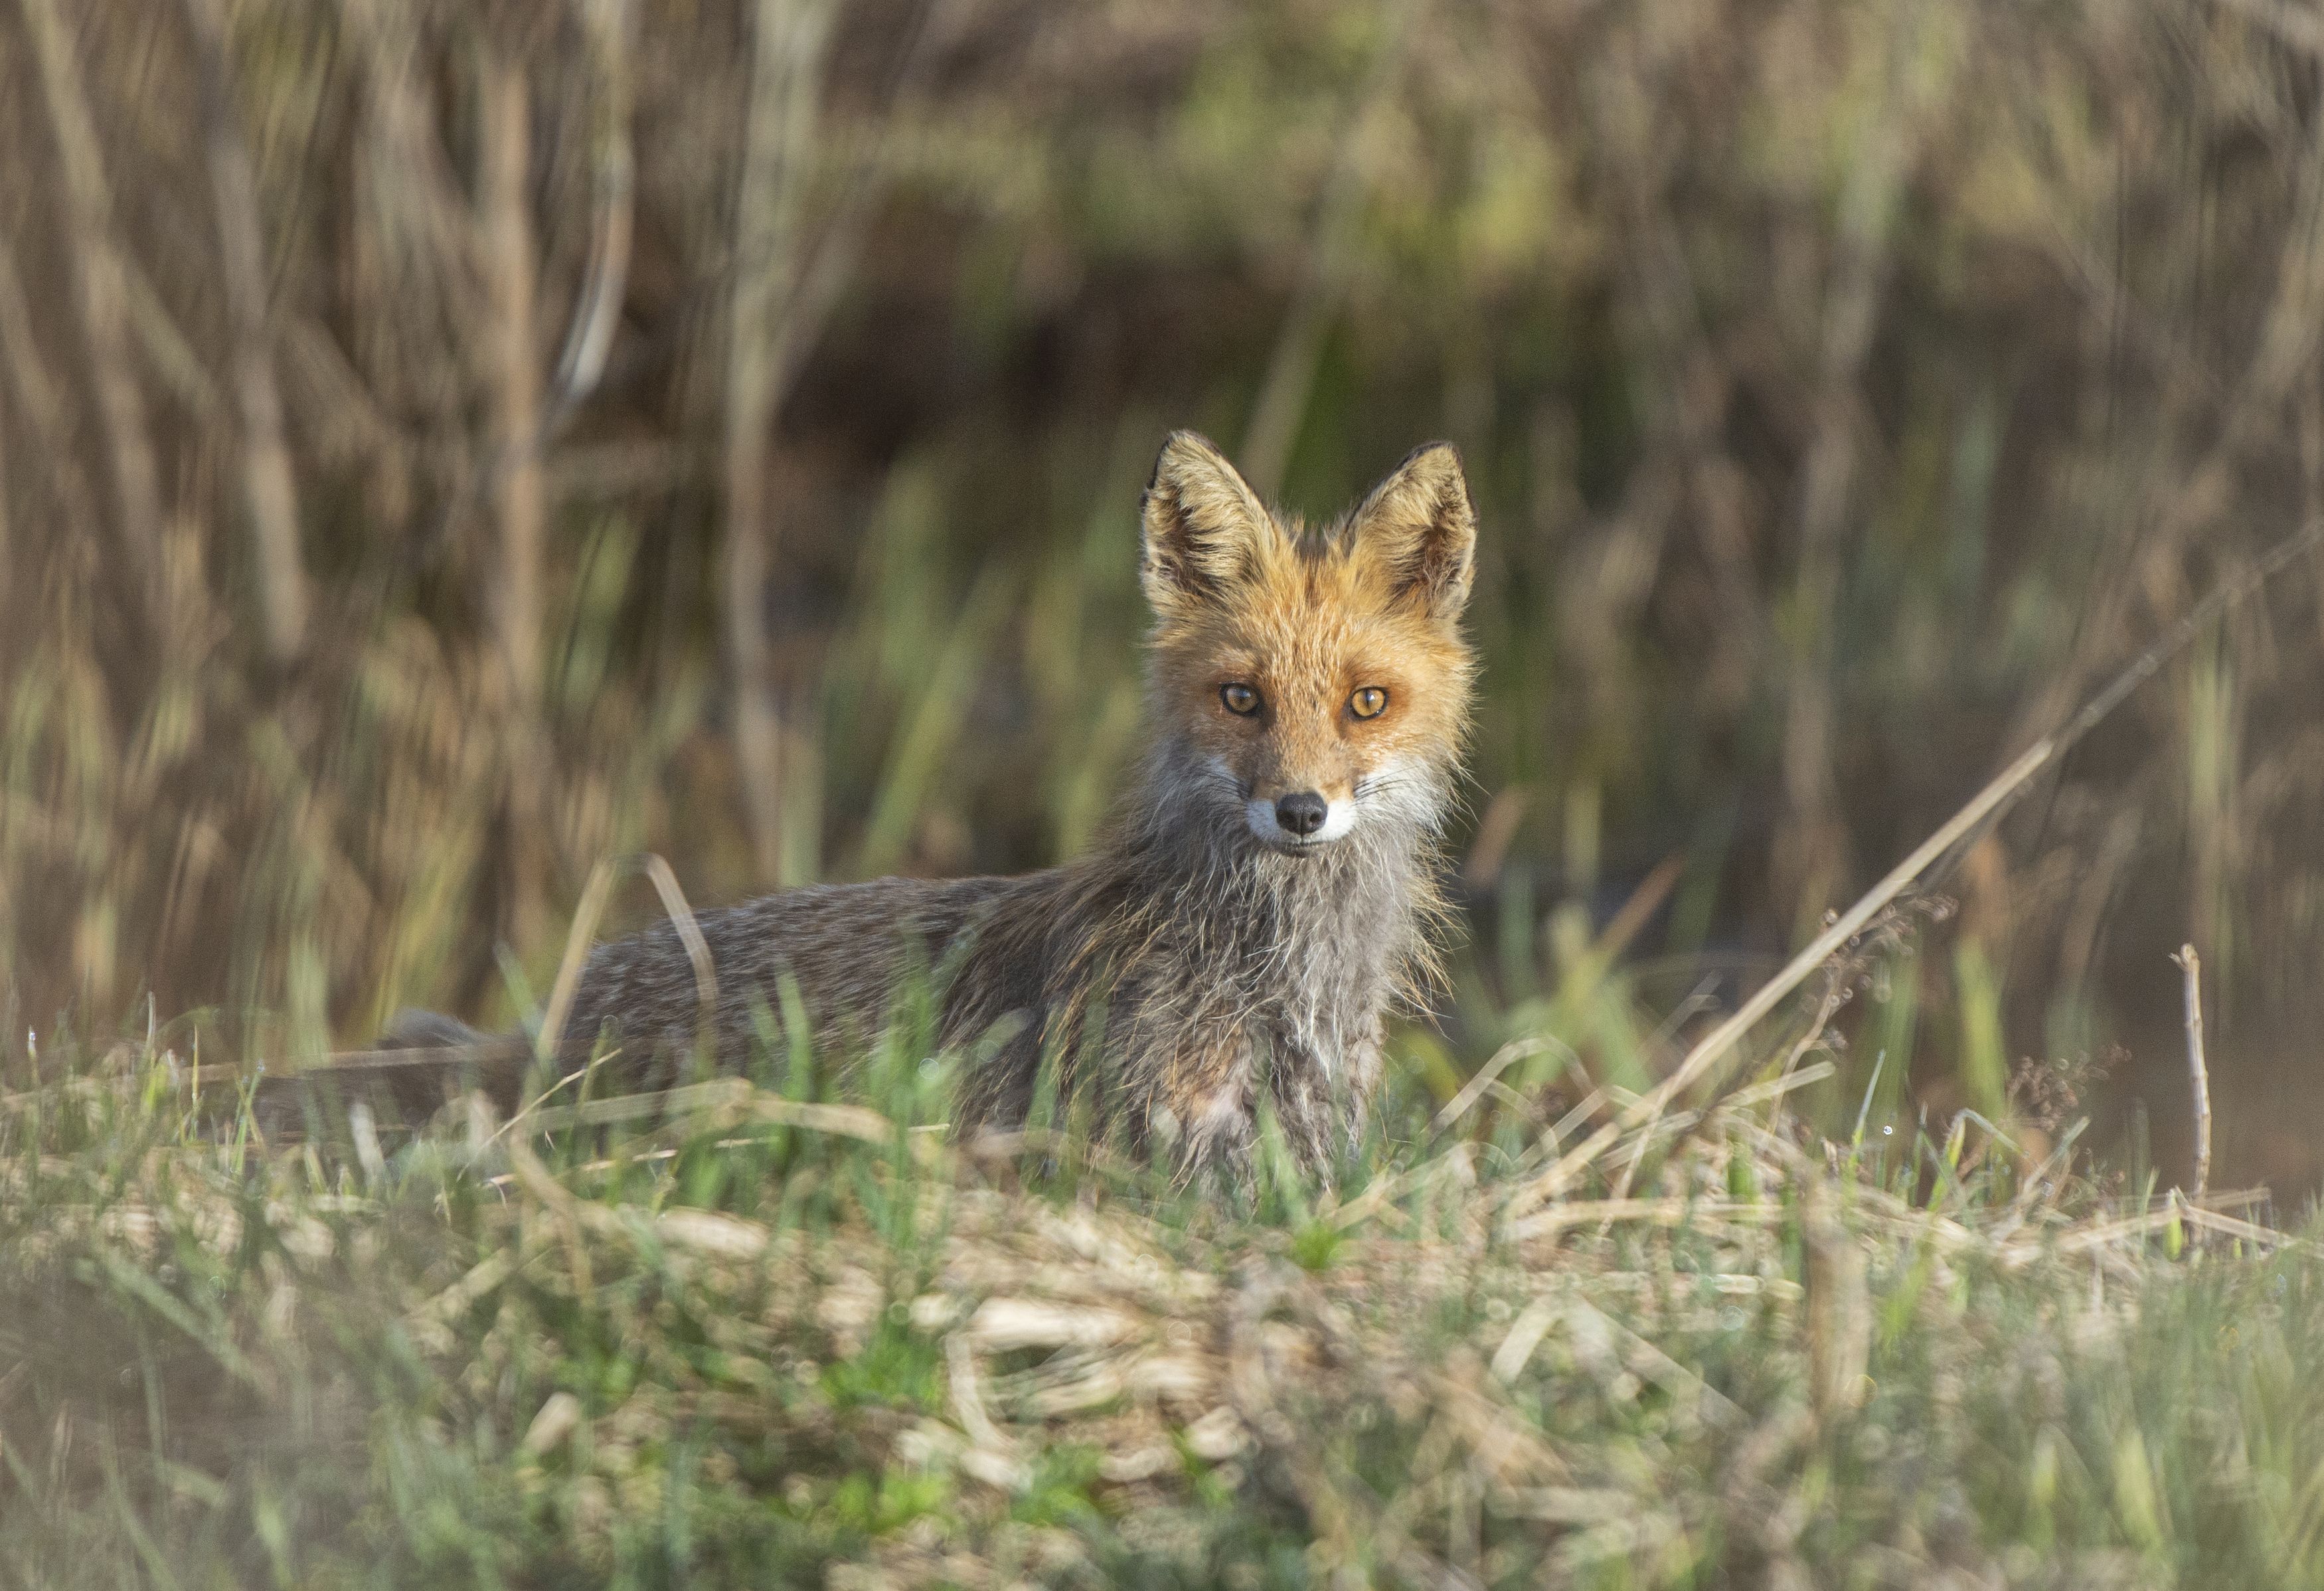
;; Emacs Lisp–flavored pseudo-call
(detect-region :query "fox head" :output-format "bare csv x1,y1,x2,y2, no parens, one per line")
1137,432,1477,857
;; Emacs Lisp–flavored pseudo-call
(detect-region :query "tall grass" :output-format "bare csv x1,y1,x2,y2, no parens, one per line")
1,973,2316,1588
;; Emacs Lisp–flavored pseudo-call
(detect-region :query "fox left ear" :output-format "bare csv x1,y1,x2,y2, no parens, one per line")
1140,431,1280,617
1349,442,1477,622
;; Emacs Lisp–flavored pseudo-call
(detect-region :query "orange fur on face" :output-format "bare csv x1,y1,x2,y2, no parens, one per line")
1156,553,1472,805
1140,433,1477,850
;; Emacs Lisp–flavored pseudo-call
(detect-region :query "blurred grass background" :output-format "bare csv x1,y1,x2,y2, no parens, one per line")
6,0,2324,1191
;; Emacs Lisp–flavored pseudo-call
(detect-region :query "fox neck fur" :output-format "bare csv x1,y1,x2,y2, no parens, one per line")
940,716,1459,1171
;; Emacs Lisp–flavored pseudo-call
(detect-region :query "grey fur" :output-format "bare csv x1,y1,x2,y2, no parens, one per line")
538,730,1453,1173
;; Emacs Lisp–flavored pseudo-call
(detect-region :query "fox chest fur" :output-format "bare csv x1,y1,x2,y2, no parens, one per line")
515,432,1478,1175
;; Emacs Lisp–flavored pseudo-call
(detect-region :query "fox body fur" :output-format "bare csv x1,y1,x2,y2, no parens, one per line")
396,433,1479,1172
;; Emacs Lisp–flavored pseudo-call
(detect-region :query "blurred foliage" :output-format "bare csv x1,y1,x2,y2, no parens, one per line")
6,0,2324,1182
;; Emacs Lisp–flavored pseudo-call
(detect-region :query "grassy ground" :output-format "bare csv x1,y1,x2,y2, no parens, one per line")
3,995,2316,1590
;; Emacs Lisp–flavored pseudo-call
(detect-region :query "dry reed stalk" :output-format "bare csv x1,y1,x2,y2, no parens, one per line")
477,47,553,948
1507,736,2054,1220
0,337,11,595
638,850,720,1051
723,0,837,882
1802,1180,1870,1419
0,228,112,645
183,0,311,666
1461,786,1530,890
480,54,544,709
19,0,167,639
2173,943,2211,1202
119,255,221,420
517,1080,888,1140
545,0,636,424
0,232,61,430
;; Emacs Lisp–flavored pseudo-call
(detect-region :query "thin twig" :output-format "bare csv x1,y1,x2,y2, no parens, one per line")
2172,944,2211,1202
1507,736,2048,1217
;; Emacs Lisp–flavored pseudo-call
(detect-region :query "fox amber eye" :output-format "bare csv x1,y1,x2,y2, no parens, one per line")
1350,686,1388,719
1220,683,1262,716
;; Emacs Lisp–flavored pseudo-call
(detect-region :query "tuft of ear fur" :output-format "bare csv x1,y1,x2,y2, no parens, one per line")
1140,431,1280,615
1347,442,1477,622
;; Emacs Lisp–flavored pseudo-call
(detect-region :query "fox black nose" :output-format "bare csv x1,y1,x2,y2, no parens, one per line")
1275,791,1328,837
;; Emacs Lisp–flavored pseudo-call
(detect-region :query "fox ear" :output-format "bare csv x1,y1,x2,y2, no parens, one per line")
1348,442,1476,622
1141,431,1278,614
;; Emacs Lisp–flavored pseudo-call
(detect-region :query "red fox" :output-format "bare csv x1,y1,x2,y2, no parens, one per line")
387,432,1477,1173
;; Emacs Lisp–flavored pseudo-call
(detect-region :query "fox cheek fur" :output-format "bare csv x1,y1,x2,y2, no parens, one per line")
384,431,1480,1180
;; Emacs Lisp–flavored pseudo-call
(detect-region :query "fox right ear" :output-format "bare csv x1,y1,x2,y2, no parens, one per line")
1347,442,1476,624
1140,431,1278,615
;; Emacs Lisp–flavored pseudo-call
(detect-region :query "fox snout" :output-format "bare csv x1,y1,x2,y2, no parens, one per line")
1275,791,1327,835
1245,782,1354,849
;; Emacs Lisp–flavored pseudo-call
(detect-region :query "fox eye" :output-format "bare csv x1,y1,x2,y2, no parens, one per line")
1350,687,1388,719
1220,683,1262,716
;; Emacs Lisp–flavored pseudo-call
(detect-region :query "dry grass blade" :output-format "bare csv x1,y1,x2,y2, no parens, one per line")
638,852,719,1045
2173,944,2211,1202
537,857,619,1062
1434,1036,1556,1133
519,1078,891,1141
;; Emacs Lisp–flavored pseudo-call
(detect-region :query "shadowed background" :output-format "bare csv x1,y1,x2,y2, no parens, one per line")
5,0,2324,1192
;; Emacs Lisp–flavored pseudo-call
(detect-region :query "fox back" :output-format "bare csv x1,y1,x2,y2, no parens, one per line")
411,433,1479,1175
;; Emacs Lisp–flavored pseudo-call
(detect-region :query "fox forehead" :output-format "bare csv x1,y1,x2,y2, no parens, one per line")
1149,538,1475,756
1155,535,1465,673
